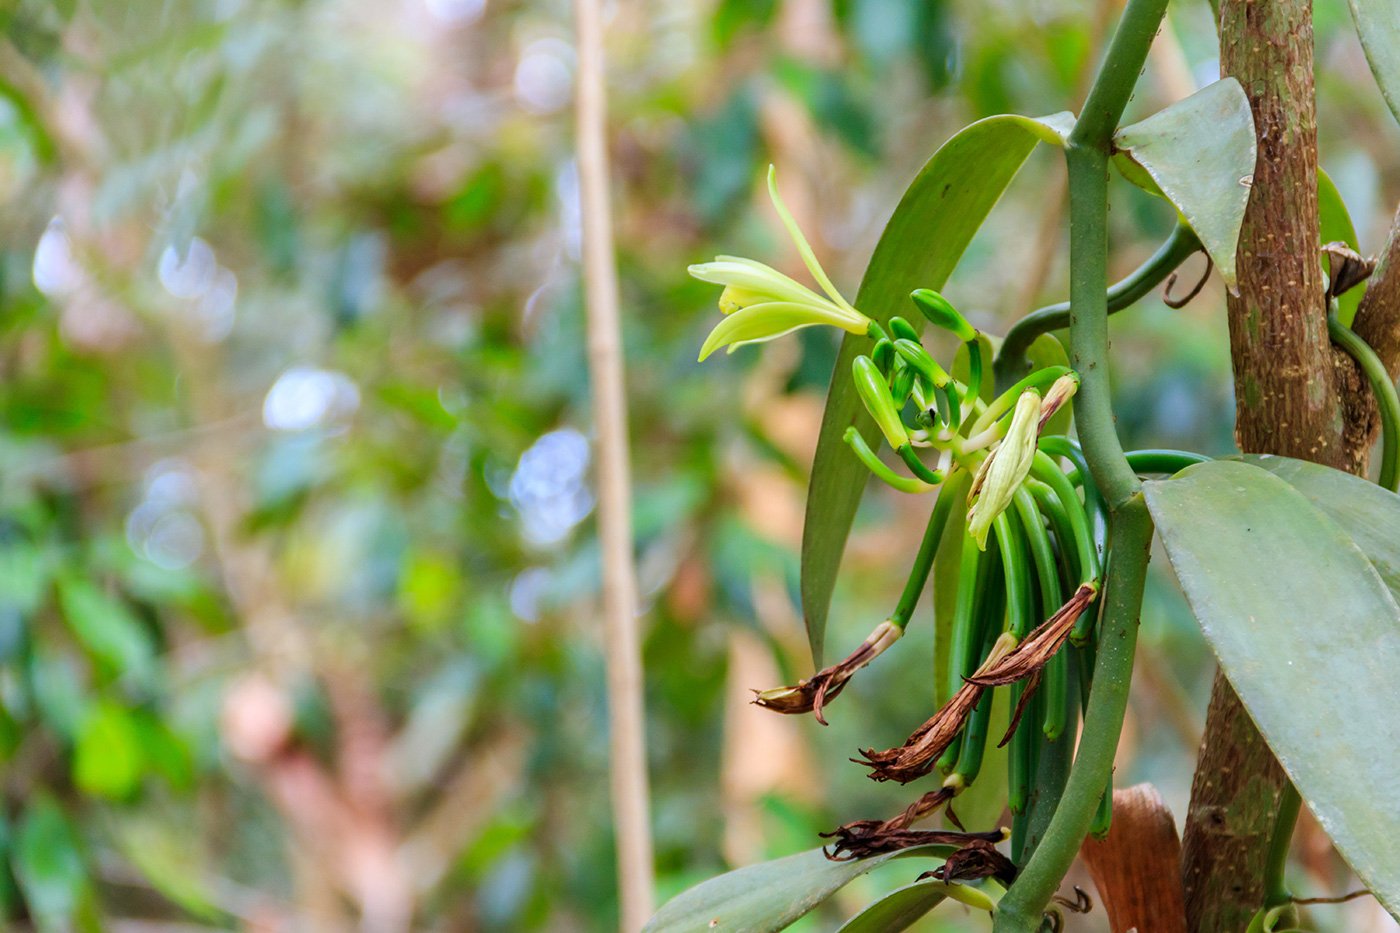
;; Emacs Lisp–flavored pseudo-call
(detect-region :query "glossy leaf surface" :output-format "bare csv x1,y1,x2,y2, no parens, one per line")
1144,460,1400,919
834,879,948,932
1113,79,1254,289
642,844,954,933
1349,0,1400,126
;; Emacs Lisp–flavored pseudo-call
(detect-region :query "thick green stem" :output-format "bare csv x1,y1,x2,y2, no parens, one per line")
995,502,1153,931
992,0,1166,926
995,222,1201,386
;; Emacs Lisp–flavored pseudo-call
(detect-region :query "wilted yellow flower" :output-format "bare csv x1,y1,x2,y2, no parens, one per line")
967,390,1042,549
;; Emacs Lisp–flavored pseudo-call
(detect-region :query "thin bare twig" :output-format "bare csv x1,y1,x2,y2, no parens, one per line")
572,0,655,926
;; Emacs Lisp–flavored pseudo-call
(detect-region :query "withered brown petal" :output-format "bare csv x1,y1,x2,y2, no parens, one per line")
917,838,1017,885
752,627,888,724
822,826,1005,862
967,582,1096,688
996,670,1043,749
1323,242,1376,299
856,682,985,783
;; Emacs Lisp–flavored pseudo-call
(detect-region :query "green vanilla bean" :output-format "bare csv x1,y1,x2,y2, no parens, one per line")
1014,489,1069,741
1030,454,1103,646
1030,452,1100,585
1026,481,1077,579
1022,655,1078,864
842,427,932,494
938,535,1001,774
898,444,945,485
993,0,1165,924
1010,688,1043,863
994,512,1033,639
1038,435,1106,550
995,221,1201,386
890,471,969,628
1329,313,1400,491
952,580,1006,784
1008,680,1032,814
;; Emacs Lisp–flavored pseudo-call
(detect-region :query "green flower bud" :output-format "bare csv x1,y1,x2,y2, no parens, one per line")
853,355,910,449
888,316,921,342
911,289,976,342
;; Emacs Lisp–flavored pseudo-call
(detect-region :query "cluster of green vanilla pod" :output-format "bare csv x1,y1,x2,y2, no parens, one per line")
690,170,1113,868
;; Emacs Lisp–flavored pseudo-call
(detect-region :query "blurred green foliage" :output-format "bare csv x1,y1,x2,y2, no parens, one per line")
0,0,1393,930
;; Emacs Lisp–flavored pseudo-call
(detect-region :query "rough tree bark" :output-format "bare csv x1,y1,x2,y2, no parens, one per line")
1182,1,1339,930
1183,1,1400,928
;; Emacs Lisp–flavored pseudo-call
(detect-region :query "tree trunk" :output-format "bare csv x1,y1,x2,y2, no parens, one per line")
1182,1,1341,929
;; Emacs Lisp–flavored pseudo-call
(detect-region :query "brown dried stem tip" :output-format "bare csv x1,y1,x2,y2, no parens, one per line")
857,583,1097,784
752,620,901,725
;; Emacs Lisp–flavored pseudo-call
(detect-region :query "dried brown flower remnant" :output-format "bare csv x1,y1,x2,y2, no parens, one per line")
752,619,902,725
855,680,985,783
855,633,1018,784
967,582,1097,687
820,786,956,860
823,822,1006,862
1323,241,1376,299
916,837,1017,885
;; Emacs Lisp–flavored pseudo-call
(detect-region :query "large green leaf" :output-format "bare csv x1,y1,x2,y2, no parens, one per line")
802,112,1071,664
1143,460,1400,918
1112,78,1255,290
1349,0,1400,126
1240,454,1400,597
642,844,955,933
834,879,947,932
1318,168,1364,326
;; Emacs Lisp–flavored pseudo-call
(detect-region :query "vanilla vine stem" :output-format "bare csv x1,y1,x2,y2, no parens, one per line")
992,0,1167,927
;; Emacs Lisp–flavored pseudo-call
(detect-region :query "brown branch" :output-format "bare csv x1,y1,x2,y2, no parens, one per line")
1184,1,1343,930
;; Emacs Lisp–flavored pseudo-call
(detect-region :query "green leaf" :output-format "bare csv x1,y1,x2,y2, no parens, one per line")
1143,460,1400,919
1112,79,1255,289
1348,0,1400,126
1318,168,1364,325
642,844,955,933
73,702,143,800
1240,454,1400,599
802,112,1071,663
834,879,948,932
12,795,89,931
